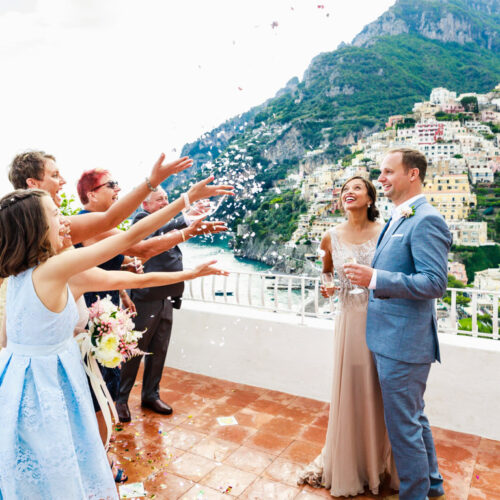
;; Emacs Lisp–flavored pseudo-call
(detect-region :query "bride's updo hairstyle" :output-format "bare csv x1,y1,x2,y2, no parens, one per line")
340,176,380,222
0,189,55,278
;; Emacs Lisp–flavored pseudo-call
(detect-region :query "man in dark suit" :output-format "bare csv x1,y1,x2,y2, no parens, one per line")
116,187,226,422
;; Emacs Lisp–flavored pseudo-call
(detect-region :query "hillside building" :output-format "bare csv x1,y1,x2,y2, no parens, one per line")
448,220,487,246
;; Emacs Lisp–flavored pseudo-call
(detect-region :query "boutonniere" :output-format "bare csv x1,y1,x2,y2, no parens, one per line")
400,206,415,219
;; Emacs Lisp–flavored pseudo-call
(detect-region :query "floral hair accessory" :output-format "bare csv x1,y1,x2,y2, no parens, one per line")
401,206,415,219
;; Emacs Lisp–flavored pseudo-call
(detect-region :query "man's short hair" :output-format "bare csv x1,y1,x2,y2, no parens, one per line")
388,148,427,183
8,151,56,189
77,168,110,205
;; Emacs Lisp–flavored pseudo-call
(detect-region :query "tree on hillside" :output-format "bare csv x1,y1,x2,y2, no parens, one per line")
460,96,479,113
453,245,500,282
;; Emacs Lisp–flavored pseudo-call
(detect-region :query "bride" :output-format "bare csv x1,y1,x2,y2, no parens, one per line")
298,176,399,497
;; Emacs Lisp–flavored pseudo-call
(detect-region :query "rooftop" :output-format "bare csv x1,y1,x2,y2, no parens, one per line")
111,367,500,500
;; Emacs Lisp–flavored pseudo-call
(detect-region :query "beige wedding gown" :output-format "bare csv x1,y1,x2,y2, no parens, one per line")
299,227,398,497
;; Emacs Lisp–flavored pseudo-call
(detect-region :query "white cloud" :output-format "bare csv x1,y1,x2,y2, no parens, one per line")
0,0,395,198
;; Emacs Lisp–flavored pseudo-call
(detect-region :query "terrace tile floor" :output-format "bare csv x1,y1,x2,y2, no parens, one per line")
110,367,500,499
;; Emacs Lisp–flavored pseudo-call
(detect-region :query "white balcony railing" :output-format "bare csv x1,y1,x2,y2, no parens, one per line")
184,271,500,338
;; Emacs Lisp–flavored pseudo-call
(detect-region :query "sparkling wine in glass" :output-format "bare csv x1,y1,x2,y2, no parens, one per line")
344,256,365,295
321,272,336,316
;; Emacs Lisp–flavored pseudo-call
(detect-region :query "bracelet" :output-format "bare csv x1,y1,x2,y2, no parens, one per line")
178,229,186,242
182,192,191,211
145,177,158,192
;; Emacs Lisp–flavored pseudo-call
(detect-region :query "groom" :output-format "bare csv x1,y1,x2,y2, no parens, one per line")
345,148,451,500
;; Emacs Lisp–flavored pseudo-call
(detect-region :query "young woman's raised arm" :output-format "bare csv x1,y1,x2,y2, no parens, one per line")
35,177,233,309
69,260,228,300
68,154,192,244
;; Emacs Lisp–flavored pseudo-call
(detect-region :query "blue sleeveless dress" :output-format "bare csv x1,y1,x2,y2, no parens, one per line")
0,268,118,500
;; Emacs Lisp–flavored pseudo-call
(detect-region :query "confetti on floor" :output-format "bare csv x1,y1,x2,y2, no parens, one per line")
119,482,145,498
216,416,238,426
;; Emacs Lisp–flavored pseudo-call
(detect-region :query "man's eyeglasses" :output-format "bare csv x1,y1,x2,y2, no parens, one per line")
91,180,119,191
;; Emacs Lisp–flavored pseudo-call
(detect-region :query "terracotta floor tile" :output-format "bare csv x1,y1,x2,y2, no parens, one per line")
180,484,228,500
259,416,305,439
190,436,239,462
167,451,217,482
294,489,337,500
468,486,500,499
225,446,275,474
475,449,500,472
158,391,189,408
179,414,220,434
300,425,327,445
173,395,209,416
279,406,320,426
262,457,304,487
435,438,477,499
201,404,244,419
243,430,294,455
144,470,195,499
280,440,322,465
311,413,329,429
193,383,229,400
210,424,257,445
258,389,298,406
434,439,477,464
201,463,258,496
117,446,183,483
224,389,262,407
479,437,500,455
145,410,189,426
287,396,329,413
470,467,500,494
113,440,183,472
247,398,290,415
298,484,342,499
160,426,207,451
233,409,275,430
239,477,300,500
432,427,481,450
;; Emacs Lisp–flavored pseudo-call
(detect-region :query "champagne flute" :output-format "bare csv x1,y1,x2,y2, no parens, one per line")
344,256,365,295
321,272,336,316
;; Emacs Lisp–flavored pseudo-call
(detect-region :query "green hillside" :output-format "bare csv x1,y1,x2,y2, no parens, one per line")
170,0,500,249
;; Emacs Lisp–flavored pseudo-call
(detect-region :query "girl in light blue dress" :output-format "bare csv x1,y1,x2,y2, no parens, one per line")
0,179,231,499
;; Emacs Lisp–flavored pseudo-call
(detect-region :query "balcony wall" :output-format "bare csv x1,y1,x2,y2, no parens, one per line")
168,300,500,441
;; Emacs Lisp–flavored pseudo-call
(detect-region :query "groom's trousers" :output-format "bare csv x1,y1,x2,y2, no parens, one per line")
373,353,444,500
117,297,174,404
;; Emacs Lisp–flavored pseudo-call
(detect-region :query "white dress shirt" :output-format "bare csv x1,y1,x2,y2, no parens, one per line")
368,194,426,289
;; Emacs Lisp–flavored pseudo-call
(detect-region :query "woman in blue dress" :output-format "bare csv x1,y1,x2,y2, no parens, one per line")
0,177,232,499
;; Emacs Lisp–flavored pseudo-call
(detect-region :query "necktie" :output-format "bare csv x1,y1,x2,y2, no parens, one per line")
376,217,392,247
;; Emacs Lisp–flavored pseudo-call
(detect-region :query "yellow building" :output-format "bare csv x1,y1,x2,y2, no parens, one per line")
424,174,476,221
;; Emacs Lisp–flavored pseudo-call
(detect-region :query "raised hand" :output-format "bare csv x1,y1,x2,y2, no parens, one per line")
121,257,144,274
191,260,229,279
149,154,193,187
187,176,234,203
188,217,228,236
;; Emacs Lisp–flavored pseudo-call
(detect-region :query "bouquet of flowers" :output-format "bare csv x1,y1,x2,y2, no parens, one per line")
87,295,146,368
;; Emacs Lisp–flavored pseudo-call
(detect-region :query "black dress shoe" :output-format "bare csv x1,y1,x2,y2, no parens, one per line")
115,402,131,423
141,398,173,415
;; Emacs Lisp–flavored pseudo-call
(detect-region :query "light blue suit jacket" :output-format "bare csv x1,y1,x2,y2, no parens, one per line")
366,197,452,364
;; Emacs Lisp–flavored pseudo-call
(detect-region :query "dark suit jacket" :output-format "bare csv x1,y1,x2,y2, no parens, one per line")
130,210,187,308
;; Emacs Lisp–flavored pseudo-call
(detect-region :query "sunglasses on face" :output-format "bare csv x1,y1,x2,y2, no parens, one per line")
91,180,119,191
